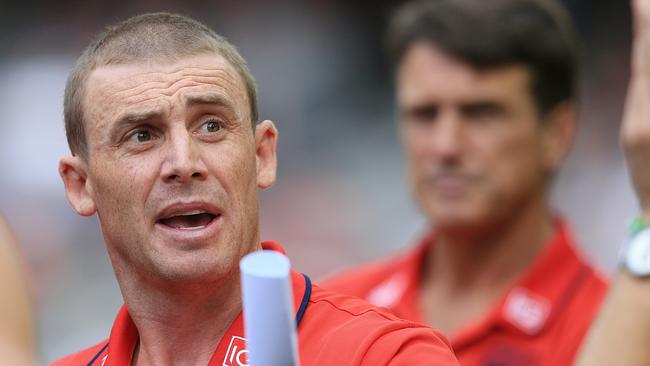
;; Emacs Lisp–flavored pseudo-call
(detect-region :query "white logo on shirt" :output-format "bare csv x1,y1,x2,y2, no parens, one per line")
503,287,551,335
223,336,249,366
367,272,408,308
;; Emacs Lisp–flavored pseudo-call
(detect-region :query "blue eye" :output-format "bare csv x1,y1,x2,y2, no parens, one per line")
201,120,222,133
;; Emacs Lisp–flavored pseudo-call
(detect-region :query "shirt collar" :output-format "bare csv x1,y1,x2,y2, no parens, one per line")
99,241,308,366
393,218,590,348
447,219,590,348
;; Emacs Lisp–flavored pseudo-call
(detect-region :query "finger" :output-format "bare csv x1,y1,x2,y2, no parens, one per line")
632,0,650,76
633,0,650,35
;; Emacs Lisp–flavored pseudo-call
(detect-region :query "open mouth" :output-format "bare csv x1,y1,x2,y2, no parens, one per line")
157,211,218,230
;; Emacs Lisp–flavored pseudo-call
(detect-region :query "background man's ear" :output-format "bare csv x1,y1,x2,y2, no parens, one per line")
541,101,578,172
59,156,97,216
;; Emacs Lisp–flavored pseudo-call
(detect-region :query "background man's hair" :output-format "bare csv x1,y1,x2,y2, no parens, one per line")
386,0,579,116
64,12,258,159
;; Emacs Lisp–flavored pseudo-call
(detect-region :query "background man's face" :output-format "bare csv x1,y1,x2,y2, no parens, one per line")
78,54,268,283
397,43,552,232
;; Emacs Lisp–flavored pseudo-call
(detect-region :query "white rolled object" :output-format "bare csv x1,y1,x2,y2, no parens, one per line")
240,250,300,366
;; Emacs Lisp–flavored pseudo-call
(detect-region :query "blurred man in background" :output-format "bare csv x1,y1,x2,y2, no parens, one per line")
0,216,36,366
577,0,650,364
325,0,607,364
53,12,458,366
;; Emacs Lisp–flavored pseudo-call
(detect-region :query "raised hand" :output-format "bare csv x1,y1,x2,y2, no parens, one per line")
622,0,650,219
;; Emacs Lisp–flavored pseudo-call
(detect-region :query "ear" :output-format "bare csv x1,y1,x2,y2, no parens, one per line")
540,101,577,172
59,156,97,216
254,120,278,189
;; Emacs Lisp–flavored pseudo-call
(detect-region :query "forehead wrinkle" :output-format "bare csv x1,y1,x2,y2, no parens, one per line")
118,74,239,99
120,79,243,110
99,63,241,95
120,82,246,126
111,72,242,107
96,60,235,84
86,60,249,134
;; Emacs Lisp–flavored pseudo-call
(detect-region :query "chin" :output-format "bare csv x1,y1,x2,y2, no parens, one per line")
426,204,490,230
149,251,235,283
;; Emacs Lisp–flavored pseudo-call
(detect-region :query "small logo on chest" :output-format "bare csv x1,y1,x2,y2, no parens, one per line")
223,336,249,366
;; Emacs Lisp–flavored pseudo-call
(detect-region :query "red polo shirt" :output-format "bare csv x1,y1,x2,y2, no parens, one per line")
323,220,608,365
52,242,458,366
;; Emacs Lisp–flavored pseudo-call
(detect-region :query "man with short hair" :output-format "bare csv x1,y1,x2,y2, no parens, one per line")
52,13,458,366
324,0,607,364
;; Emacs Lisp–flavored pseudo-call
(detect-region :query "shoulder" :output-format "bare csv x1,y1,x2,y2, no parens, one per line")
50,341,108,366
562,261,608,322
298,284,458,365
544,258,608,364
550,235,609,329
553,225,609,313
580,262,609,295
321,245,418,296
560,220,609,295
567,242,609,309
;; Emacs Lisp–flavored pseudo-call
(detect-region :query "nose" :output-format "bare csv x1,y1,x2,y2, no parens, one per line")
429,110,463,161
161,129,208,184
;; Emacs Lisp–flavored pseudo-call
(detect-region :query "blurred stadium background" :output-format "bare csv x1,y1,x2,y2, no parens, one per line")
0,0,634,363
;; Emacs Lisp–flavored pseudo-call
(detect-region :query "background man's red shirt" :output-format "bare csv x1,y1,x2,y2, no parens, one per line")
324,221,608,365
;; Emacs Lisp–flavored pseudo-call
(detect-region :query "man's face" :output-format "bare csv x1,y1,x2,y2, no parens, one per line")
397,43,563,232
61,54,277,283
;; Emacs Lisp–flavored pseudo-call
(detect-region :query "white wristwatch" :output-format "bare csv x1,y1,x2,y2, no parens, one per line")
624,227,650,276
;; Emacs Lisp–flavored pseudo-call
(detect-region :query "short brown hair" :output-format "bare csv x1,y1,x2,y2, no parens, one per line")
64,12,258,159
387,0,579,116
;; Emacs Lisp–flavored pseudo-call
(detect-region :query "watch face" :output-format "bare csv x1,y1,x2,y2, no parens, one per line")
627,229,650,276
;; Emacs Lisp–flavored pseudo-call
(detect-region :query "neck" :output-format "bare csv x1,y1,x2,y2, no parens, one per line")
126,274,242,366
425,202,554,294
419,196,554,335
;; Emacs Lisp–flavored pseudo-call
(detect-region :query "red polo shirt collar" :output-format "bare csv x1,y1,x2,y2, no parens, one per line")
93,242,308,366
386,219,591,351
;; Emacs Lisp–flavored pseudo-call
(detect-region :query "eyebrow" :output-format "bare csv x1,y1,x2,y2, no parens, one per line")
185,92,236,112
109,109,163,142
